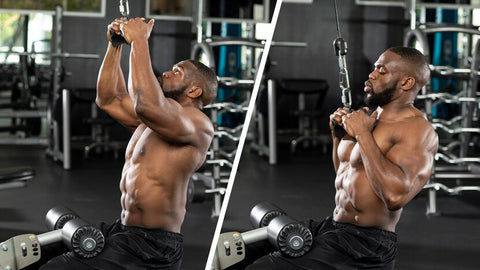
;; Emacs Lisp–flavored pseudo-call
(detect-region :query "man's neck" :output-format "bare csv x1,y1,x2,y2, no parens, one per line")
378,102,416,121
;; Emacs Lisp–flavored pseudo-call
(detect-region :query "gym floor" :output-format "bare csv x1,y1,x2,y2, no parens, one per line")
0,145,216,270
221,143,480,270
2,141,480,270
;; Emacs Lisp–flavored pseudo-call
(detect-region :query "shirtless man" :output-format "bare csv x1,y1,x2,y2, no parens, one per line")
244,47,438,269
40,17,217,270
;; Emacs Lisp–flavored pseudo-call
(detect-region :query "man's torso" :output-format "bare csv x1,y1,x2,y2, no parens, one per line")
119,123,207,233
333,115,425,231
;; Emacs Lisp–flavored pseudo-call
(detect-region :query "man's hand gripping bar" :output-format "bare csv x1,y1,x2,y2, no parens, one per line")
110,0,130,47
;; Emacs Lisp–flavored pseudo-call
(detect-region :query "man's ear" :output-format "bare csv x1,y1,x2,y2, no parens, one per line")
187,86,203,98
401,77,415,91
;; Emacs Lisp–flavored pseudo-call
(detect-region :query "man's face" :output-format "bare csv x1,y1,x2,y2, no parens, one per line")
158,61,192,101
363,51,402,107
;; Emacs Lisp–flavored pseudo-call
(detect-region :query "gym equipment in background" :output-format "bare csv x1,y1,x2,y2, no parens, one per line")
404,2,480,215
0,206,105,270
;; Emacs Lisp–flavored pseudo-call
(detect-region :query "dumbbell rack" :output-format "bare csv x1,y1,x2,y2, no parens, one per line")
201,100,248,218
190,27,264,217
404,4,480,215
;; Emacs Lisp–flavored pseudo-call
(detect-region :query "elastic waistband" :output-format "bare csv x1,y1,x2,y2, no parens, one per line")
332,220,397,242
117,221,184,241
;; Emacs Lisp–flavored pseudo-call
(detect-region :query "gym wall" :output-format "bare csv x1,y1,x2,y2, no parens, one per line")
60,0,192,91
268,0,406,134
59,0,406,136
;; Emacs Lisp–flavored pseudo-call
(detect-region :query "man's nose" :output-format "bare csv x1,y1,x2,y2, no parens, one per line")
162,72,169,78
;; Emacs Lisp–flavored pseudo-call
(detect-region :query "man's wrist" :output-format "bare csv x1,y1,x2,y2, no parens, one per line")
130,38,149,47
354,131,372,142
108,41,123,50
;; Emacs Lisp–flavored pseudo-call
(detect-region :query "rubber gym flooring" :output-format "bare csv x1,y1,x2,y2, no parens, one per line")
221,143,480,270
0,145,216,270
2,142,480,270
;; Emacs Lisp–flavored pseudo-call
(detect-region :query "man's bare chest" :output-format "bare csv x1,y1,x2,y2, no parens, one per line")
339,122,400,166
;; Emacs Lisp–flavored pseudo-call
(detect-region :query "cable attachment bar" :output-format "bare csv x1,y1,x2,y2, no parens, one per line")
332,0,352,110
119,0,130,18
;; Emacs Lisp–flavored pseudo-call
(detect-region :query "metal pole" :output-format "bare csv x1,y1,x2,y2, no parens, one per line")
409,0,417,30
242,227,268,244
427,188,437,215
267,79,277,165
37,230,62,246
62,89,71,170
263,0,270,23
196,0,204,43
211,107,221,218
51,5,63,158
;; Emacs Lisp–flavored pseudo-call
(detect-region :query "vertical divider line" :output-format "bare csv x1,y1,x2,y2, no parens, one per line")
204,0,284,268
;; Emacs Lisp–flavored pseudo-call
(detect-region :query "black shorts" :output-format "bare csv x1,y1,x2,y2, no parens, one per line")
40,220,184,270
245,216,397,270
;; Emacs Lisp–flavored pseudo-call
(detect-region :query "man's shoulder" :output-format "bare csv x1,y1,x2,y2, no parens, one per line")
392,108,432,128
390,113,438,149
409,113,435,131
181,106,215,143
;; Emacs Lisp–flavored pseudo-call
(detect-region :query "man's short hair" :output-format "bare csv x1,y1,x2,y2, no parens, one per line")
187,59,218,106
387,46,430,87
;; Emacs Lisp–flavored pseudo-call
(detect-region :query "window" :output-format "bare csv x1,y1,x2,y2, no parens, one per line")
0,13,52,64
147,0,193,21
0,0,105,17
355,0,405,7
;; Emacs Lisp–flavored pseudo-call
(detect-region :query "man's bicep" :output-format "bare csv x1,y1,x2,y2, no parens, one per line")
387,136,435,186
147,105,212,145
101,96,140,130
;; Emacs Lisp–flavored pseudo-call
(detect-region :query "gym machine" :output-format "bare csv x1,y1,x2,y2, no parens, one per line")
0,6,99,170
404,1,480,215
0,167,35,191
0,206,105,270
212,202,313,270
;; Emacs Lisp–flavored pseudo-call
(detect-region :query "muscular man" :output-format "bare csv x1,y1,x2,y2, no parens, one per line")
243,47,438,269
41,17,217,270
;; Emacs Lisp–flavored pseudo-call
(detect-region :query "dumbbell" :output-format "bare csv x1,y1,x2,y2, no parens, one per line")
187,177,207,204
248,202,313,258
44,206,105,258
186,175,226,205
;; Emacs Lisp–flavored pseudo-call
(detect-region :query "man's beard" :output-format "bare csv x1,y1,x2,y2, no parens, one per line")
365,83,397,107
164,85,187,101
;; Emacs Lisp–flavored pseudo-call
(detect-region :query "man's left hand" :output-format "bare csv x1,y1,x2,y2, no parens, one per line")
120,17,155,44
342,107,379,138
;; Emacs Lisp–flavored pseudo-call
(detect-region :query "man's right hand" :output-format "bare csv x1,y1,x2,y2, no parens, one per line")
329,107,349,131
329,107,351,140
107,18,127,44
120,17,155,45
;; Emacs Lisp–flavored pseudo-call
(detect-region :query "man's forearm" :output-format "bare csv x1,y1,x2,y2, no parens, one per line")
355,132,407,209
96,44,127,106
331,133,341,172
129,40,163,110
